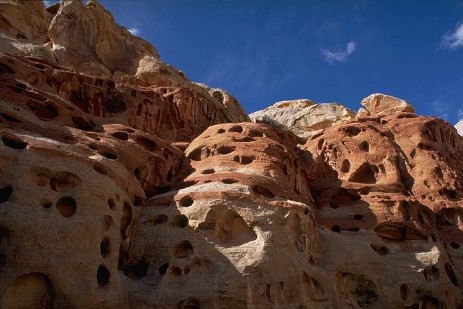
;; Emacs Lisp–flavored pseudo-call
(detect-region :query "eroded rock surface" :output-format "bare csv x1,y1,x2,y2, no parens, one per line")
1,1,463,309
359,93,415,117
249,99,355,140
304,113,463,308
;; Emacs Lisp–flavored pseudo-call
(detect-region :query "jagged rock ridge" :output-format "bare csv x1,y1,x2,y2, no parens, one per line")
1,1,463,308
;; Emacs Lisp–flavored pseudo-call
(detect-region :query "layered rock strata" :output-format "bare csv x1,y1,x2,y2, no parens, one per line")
1,1,463,309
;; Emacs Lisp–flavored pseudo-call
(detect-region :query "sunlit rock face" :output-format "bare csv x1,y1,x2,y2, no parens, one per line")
456,119,463,136
1,1,463,308
359,93,415,117
249,99,356,141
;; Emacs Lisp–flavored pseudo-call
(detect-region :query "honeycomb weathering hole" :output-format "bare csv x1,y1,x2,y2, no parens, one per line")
0,113,21,123
108,199,116,210
249,129,264,137
104,215,114,231
201,168,215,175
349,163,378,184
228,125,243,133
445,263,458,286
370,243,389,255
122,259,149,280
400,284,409,300
55,196,77,217
2,134,28,149
171,215,189,228
240,156,254,165
341,159,350,173
120,202,132,237
222,179,238,184
174,240,193,258
97,265,110,287
0,186,13,203
439,188,458,200
159,263,169,275
235,136,255,142
144,214,168,225
100,238,110,258
216,145,236,154
234,155,254,165
0,62,15,74
99,151,118,160
180,196,194,207
252,185,275,198
49,172,81,192
94,164,107,175
189,146,211,161
217,210,257,244
0,272,53,309
111,131,129,140
28,103,58,120
71,116,94,131
42,201,52,209
135,136,157,151
343,126,361,137
172,266,182,276
359,141,370,152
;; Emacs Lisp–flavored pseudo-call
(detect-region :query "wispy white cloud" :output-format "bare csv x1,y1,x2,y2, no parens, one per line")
128,28,139,36
320,41,356,63
458,108,463,120
441,21,463,50
431,99,449,119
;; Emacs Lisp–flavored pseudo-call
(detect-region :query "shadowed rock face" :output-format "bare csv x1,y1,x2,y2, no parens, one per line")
1,1,463,308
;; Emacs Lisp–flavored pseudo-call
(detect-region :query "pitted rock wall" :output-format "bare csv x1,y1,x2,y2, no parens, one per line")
1,1,463,309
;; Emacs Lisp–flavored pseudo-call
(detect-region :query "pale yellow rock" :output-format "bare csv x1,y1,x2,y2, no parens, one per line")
456,119,463,136
361,93,415,116
273,99,315,109
48,0,159,78
249,99,355,140
356,107,370,118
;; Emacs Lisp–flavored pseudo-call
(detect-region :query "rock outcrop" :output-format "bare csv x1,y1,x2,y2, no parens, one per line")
1,1,463,309
249,99,355,140
456,119,463,136
359,93,415,117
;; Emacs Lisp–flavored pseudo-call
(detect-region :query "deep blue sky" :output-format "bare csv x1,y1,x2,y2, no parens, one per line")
46,1,463,125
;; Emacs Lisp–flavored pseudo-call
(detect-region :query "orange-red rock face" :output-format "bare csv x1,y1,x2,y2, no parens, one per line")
1,1,463,309
0,52,247,143
304,113,463,308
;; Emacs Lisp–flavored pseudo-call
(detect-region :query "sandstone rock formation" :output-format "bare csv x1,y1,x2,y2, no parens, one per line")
249,99,355,140
1,1,463,309
359,93,415,117
456,119,463,136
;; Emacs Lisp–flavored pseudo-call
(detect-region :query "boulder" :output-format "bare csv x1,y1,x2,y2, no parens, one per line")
250,99,355,140
360,93,415,116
